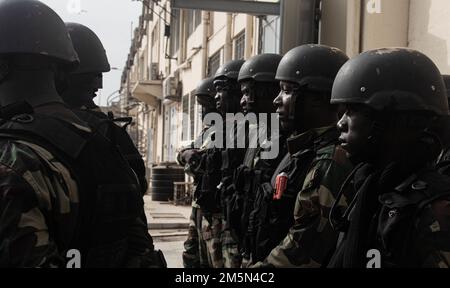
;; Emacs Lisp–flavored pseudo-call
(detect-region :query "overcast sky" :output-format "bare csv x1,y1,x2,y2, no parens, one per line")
40,0,142,106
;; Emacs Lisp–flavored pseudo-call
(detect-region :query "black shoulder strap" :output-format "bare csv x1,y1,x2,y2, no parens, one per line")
416,171,450,211
381,170,450,209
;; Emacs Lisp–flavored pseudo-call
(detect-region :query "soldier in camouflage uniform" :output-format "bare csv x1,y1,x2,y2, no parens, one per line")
58,22,164,267
223,54,284,267
251,45,353,268
60,22,148,196
179,77,216,268
213,60,246,268
327,48,450,268
0,0,164,268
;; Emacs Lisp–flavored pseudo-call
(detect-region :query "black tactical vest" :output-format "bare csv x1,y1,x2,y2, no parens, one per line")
329,166,450,268
197,146,223,213
377,170,450,267
73,109,148,195
227,135,287,254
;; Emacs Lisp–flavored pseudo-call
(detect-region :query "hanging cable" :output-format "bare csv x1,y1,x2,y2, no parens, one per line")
132,0,170,25
153,0,178,20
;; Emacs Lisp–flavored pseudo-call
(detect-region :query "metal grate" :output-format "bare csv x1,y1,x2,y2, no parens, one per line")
234,31,245,60
207,50,221,77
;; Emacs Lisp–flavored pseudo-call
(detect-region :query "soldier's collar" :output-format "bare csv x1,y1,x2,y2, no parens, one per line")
286,126,335,155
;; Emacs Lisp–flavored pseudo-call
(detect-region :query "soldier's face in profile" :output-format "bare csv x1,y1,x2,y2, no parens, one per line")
337,104,374,161
274,81,298,132
68,73,102,98
214,79,228,114
240,80,255,114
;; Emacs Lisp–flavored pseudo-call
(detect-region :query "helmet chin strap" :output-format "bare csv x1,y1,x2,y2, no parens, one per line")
288,92,298,122
228,82,243,114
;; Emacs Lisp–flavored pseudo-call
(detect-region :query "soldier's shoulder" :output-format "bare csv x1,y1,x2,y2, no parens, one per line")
415,170,450,225
0,139,48,174
302,144,352,193
409,172,450,267
0,138,78,210
315,143,352,168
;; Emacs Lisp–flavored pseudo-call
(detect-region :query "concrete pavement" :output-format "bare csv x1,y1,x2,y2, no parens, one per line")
144,195,192,230
144,195,191,268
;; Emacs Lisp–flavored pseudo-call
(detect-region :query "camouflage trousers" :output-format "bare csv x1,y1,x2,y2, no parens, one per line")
221,220,242,268
183,205,209,268
201,213,224,268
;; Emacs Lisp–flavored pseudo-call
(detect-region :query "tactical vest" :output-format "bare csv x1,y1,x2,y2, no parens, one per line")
197,146,222,213
250,128,339,262
329,166,450,268
226,148,260,242
73,109,148,195
220,147,247,223
377,170,450,267
0,110,142,267
227,135,287,255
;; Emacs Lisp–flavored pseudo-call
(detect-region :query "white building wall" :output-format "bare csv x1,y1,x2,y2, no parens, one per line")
320,0,348,52
209,14,228,59
233,14,247,37
360,0,410,51
408,0,450,74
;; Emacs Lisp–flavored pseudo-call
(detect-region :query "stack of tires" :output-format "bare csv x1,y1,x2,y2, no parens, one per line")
150,164,185,201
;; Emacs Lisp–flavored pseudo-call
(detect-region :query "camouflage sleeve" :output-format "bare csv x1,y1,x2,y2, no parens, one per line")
253,145,352,268
0,140,82,268
183,206,201,268
0,164,62,267
413,198,450,268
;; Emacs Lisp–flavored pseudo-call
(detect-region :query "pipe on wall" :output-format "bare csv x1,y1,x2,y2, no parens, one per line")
224,13,233,62
245,14,253,59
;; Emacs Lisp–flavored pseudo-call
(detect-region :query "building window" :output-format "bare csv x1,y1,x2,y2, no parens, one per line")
234,32,245,60
207,50,221,77
260,16,280,54
170,9,181,57
182,93,198,141
182,94,189,141
186,9,202,38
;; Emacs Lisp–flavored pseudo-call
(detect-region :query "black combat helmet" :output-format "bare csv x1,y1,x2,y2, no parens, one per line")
195,77,216,111
276,44,348,121
238,54,282,114
195,77,216,98
0,0,79,69
331,48,448,116
276,44,349,92
66,22,110,74
214,59,246,81
214,60,245,114
238,53,283,83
